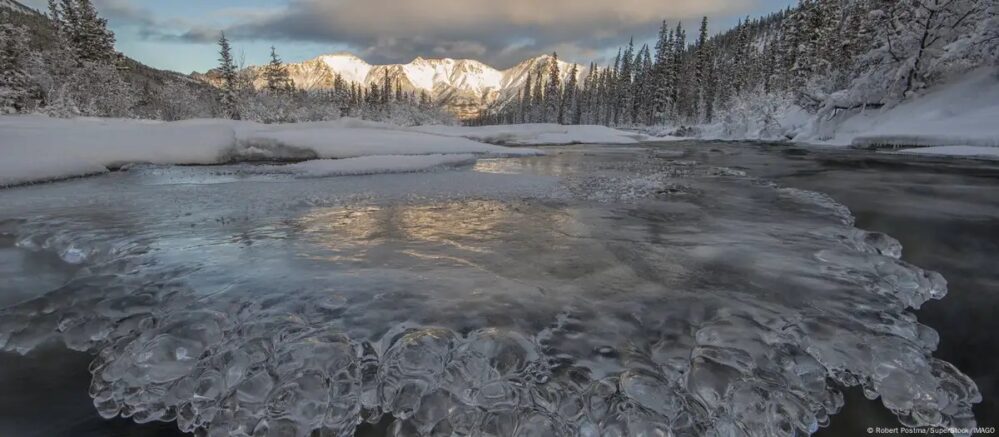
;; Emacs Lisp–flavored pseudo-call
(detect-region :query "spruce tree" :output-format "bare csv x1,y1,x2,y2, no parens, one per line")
217,32,240,120
264,46,293,93
531,68,544,121
618,39,634,124
0,19,32,113
652,21,673,124
671,23,686,118
544,53,562,123
694,17,711,121
264,46,295,94
382,70,391,105
610,48,621,124
563,63,578,125
521,71,532,123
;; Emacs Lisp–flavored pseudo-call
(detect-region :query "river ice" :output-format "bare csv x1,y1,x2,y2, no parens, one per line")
0,145,980,436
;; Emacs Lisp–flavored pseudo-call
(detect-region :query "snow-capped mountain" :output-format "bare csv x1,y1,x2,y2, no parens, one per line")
197,52,584,120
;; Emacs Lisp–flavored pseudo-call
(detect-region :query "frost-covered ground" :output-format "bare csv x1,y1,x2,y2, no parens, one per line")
0,117,541,187
0,146,981,437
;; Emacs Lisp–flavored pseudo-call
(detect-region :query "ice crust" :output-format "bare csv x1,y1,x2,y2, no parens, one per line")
0,152,980,437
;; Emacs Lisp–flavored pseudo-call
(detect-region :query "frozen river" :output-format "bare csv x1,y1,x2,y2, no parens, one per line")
0,142,994,436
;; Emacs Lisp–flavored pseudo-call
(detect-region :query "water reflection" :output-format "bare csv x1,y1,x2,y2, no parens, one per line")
0,146,986,436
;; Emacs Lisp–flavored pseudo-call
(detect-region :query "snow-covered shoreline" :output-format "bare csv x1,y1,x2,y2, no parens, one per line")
4,69,998,188
669,69,999,158
0,117,545,187
0,116,673,187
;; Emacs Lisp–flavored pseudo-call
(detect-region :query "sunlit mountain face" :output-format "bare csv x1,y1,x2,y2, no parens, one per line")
195,52,586,120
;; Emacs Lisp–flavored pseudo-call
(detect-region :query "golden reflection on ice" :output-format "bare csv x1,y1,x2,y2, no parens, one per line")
296,206,386,262
295,200,577,271
472,155,576,176
397,200,515,252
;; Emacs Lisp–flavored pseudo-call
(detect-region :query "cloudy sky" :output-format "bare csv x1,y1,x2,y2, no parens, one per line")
22,0,795,73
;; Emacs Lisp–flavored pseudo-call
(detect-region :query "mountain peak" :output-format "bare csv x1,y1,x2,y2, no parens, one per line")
200,52,586,119
317,52,366,61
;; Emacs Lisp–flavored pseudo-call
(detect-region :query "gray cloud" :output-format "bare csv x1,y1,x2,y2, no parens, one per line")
93,0,156,26
166,0,756,67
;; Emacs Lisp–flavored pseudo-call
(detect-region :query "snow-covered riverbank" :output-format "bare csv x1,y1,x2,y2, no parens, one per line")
0,117,545,187
687,69,999,159
4,69,997,187
0,116,667,186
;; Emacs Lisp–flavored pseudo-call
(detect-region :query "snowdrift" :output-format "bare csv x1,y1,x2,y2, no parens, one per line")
0,117,540,186
830,70,999,149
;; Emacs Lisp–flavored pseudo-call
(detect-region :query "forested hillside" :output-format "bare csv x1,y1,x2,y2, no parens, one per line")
0,0,455,124
2,0,996,131
473,0,998,139
0,0,220,119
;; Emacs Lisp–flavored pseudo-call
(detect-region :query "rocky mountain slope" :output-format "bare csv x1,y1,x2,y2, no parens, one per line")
197,53,586,120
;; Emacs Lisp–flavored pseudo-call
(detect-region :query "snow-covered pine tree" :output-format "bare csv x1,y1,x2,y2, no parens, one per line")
520,71,532,123
580,63,597,124
733,18,752,95
368,82,380,106
531,68,544,122
563,63,578,124
72,0,117,64
544,52,562,123
382,69,392,105
0,17,34,113
652,21,673,124
216,32,240,120
601,66,614,125
694,17,712,121
264,46,293,93
610,48,622,124
671,23,686,119
630,44,651,124
618,39,634,125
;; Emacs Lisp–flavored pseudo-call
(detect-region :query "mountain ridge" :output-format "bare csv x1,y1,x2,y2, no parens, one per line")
194,52,587,120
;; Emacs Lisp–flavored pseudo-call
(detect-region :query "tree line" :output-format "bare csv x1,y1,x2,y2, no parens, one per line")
471,0,997,135
213,33,451,125
3,0,995,129
0,1,454,125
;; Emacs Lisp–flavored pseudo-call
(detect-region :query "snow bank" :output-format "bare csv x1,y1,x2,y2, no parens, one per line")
0,116,540,187
237,120,538,158
0,117,237,186
677,69,999,158
412,123,652,145
818,69,999,149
